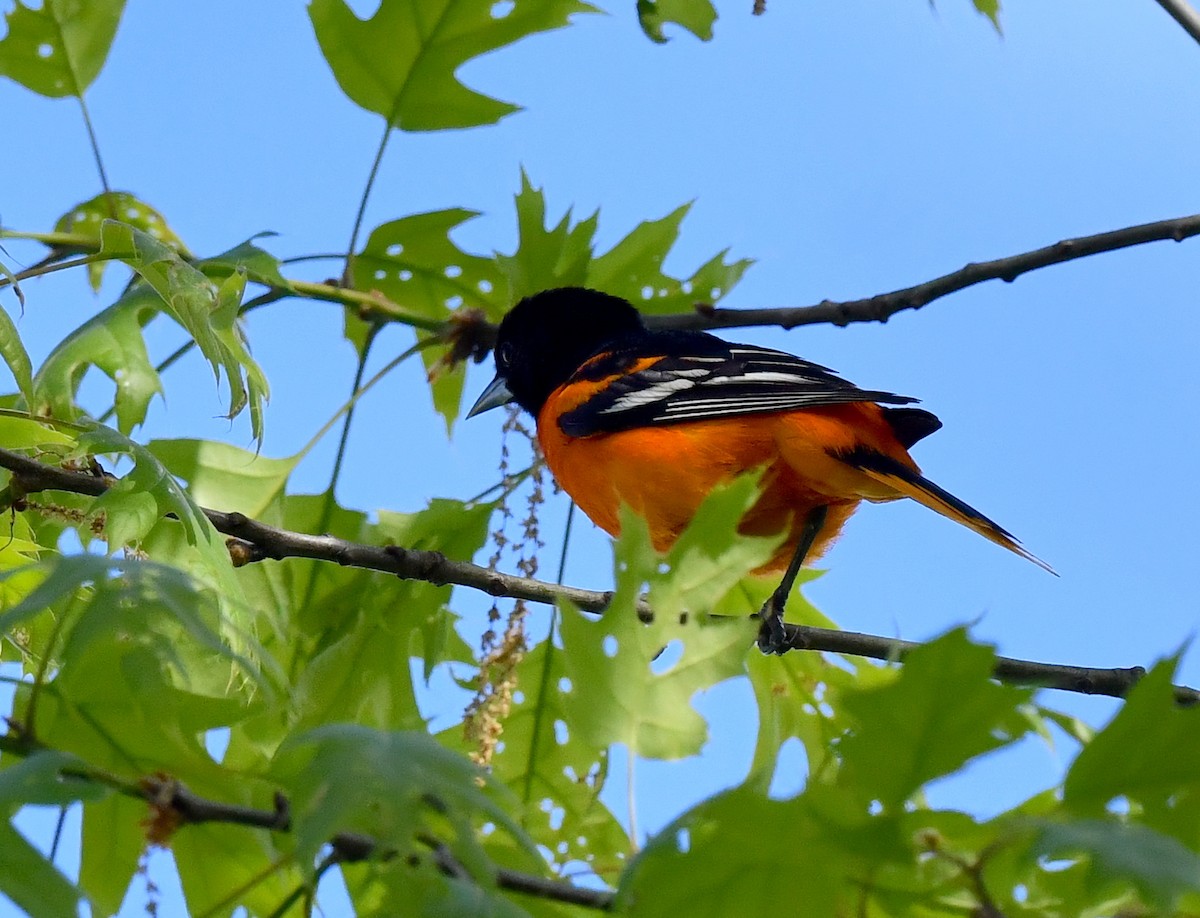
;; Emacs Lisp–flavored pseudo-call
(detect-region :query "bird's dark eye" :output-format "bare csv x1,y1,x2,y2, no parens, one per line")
496,342,515,368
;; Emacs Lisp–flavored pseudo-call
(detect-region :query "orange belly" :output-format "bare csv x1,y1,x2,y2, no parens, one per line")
536,396,918,575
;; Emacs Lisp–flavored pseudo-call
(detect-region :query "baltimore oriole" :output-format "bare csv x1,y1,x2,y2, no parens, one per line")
468,287,1050,651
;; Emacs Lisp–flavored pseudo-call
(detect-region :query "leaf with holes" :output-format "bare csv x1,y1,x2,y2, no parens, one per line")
558,477,770,760
734,575,875,789
54,192,188,292
587,202,752,315
837,629,1033,809
0,0,125,98
637,0,716,42
441,639,631,874
309,0,595,132
352,209,504,428
98,221,269,440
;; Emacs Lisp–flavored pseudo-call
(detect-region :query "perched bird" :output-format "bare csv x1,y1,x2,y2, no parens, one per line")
468,287,1049,651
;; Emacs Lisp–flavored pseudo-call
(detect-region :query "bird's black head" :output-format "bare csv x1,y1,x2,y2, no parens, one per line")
468,287,645,418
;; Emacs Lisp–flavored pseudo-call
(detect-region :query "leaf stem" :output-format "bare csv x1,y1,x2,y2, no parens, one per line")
0,254,110,289
344,121,394,284
76,96,115,214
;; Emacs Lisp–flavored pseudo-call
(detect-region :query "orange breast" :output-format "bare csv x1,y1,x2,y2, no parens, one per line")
537,384,919,574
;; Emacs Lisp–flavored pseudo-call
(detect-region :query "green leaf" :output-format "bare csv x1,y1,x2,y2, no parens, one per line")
740,576,867,788
148,438,299,520
0,824,81,918
495,172,598,301
98,221,269,440
1032,819,1200,909
54,193,188,292
617,783,898,917
174,824,300,918
496,173,752,313
32,285,163,433
352,209,505,429
79,794,145,916
558,477,770,760
199,234,293,290
0,257,26,313
637,0,716,43
308,0,594,132
973,0,1002,30
441,638,632,874
1064,659,1200,815
0,0,125,97
0,750,105,811
837,629,1032,808
271,726,520,870
588,203,751,315
0,300,34,406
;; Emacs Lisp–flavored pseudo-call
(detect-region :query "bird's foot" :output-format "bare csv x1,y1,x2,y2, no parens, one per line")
755,600,790,655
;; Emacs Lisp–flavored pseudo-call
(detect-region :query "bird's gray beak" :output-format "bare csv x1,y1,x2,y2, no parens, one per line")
466,374,514,418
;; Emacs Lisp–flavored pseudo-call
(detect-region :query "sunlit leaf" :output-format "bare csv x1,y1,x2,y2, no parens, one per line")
148,438,298,520
442,638,631,874
0,0,125,97
308,0,595,132
32,285,163,433
54,192,188,292
558,477,770,760
98,221,269,440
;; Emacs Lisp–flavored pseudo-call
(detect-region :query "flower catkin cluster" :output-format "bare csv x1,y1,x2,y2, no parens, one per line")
464,406,545,766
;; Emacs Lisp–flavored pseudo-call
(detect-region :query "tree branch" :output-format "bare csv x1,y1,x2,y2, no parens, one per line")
6,212,1200,342
0,733,614,911
4,446,1196,703
646,212,1200,332
1153,0,1200,46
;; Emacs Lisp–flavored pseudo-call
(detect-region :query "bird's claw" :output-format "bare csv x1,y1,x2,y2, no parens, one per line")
756,605,789,655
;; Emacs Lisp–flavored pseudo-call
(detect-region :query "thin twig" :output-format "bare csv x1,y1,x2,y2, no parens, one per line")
1153,0,1200,45
647,212,1200,332
2,445,1195,704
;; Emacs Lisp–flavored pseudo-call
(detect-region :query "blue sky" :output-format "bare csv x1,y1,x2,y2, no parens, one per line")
3,0,1200,914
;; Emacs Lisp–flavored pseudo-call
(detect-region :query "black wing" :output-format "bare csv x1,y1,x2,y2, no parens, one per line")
557,333,917,437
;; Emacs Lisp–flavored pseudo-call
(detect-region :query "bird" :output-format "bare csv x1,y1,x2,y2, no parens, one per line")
467,287,1050,652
